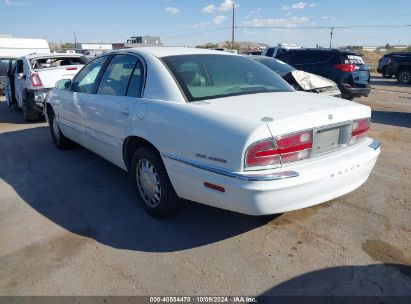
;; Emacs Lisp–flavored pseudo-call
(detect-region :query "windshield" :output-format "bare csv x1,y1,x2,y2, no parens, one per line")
163,55,293,102
252,57,295,77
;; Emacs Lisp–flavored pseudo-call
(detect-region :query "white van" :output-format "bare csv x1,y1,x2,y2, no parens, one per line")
0,38,50,94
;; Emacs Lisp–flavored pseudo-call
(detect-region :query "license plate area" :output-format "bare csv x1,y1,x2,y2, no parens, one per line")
312,123,351,156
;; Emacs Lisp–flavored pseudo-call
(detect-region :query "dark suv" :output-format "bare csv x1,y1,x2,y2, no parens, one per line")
377,52,411,84
277,49,370,100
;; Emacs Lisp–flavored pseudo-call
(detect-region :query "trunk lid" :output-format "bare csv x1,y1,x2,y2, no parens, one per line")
194,91,370,136
35,65,83,88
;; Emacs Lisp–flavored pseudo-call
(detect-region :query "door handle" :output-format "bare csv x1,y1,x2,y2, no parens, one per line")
78,100,84,107
120,107,131,115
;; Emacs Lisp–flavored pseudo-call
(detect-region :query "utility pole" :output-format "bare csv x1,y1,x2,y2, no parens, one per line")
231,4,235,50
74,32,77,47
329,27,334,48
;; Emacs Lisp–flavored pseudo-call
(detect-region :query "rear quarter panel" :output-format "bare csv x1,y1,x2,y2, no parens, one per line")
129,98,272,172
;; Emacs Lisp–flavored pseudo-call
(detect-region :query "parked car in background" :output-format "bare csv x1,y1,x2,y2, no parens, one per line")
261,46,300,58
378,53,411,84
377,52,411,79
249,56,341,97
6,53,88,121
0,38,50,95
44,47,380,218
0,58,16,94
244,50,263,56
277,49,371,100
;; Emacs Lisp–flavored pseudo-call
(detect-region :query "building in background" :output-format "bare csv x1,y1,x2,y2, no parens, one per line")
74,42,113,53
113,36,163,49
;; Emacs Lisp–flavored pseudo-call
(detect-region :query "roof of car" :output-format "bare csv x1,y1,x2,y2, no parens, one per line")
114,47,236,58
23,53,84,59
282,48,357,55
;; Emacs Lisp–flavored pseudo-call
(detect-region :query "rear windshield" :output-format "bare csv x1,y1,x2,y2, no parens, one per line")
253,57,295,76
341,54,364,65
30,56,89,70
163,55,293,102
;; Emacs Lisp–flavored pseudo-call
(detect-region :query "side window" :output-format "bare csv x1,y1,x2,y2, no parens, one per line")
97,54,137,96
277,53,291,64
16,60,24,74
275,48,287,57
127,61,144,97
318,52,334,63
292,51,319,65
265,48,275,57
72,56,107,94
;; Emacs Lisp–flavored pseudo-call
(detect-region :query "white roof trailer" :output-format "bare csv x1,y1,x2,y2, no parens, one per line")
0,38,50,57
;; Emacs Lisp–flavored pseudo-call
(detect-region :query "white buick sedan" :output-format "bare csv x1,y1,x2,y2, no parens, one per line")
45,47,380,218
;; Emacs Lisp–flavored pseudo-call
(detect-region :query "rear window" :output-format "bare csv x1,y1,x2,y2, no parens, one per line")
30,56,89,69
341,54,364,65
163,54,293,102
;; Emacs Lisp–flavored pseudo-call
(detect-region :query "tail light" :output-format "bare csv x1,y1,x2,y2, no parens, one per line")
334,64,356,72
66,67,78,71
350,118,370,144
245,130,313,169
30,72,43,87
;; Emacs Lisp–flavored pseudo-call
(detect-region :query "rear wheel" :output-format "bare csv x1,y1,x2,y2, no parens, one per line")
48,108,72,149
131,147,180,218
22,93,40,122
398,70,411,85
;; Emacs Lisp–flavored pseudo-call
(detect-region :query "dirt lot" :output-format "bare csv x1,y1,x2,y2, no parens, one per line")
0,76,410,297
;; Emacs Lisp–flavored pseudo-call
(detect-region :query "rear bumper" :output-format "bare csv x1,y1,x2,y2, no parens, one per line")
163,138,380,215
340,85,371,98
26,89,49,113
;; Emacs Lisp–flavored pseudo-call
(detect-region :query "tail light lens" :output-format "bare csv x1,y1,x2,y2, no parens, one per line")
245,130,313,169
350,118,370,144
334,64,356,72
30,72,43,87
66,67,78,71
245,139,281,168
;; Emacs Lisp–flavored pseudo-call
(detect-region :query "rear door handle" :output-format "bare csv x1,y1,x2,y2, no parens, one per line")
120,107,131,115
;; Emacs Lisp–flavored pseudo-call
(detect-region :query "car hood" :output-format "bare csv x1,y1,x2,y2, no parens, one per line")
193,91,370,136
291,70,337,90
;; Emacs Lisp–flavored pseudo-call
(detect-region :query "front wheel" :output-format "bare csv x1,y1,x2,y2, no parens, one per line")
397,70,411,84
131,147,180,218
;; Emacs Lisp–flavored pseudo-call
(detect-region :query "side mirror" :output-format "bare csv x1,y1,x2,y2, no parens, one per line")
55,79,72,90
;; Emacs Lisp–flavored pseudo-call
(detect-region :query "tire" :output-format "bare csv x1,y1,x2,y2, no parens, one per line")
343,95,354,101
397,70,411,85
22,92,40,122
382,68,392,78
48,108,73,149
131,147,180,218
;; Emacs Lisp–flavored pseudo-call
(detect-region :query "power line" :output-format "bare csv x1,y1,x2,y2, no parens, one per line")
237,24,411,29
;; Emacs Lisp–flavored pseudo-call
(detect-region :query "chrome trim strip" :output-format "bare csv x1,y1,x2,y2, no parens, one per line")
161,153,299,181
369,139,380,151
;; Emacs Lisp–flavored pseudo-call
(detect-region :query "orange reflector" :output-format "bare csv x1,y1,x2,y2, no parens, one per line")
204,182,225,193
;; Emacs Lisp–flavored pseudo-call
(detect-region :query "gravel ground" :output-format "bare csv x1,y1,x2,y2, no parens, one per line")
0,76,410,296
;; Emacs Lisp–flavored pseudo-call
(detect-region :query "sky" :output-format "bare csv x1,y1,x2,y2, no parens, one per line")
1,0,410,48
